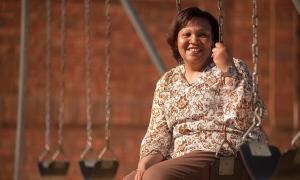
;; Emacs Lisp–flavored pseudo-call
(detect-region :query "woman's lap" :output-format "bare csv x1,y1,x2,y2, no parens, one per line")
123,151,216,180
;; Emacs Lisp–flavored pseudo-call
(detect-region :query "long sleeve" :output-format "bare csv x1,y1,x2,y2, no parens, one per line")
221,58,266,137
139,80,172,159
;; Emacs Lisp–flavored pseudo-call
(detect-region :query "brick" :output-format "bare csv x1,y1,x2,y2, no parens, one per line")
0,0,299,179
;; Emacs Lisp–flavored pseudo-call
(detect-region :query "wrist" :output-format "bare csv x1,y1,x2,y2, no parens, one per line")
137,159,149,171
138,153,163,170
221,64,237,78
137,163,147,171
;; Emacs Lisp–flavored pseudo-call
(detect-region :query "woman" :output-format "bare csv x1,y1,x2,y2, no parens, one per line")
124,7,265,180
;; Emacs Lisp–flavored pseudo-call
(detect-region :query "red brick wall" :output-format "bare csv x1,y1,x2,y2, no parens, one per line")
0,0,299,179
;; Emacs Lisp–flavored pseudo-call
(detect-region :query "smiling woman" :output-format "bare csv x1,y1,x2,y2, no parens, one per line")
177,17,213,78
123,6,266,180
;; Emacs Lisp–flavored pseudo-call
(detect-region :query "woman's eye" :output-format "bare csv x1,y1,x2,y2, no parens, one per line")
181,31,191,36
198,33,207,37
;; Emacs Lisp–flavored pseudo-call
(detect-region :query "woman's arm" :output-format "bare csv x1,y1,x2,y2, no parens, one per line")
222,58,267,134
136,78,172,179
139,78,172,159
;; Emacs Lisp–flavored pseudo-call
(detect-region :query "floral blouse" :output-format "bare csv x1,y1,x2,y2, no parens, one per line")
140,58,266,159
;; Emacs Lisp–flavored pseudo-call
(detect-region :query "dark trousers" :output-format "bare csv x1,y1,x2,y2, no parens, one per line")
124,151,251,180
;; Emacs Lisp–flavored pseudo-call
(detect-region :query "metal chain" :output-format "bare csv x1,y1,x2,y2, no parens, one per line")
44,0,52,152
248,0,263,142
58,0,66,149
84,0,93,148
104,0,112,149
218,0,224,43
252,0,259,105
215,0,224,118
176,0,181,13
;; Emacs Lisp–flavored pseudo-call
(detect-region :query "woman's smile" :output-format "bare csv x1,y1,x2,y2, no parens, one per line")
187,46,203,54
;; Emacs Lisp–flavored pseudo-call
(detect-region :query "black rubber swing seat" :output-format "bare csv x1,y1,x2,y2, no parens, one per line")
239,143,281,180
79,159,119,180
38,160,70,176
271,147,300,180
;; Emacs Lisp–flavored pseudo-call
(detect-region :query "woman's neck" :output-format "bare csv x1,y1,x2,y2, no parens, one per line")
184,64,201,84
183,58,211,84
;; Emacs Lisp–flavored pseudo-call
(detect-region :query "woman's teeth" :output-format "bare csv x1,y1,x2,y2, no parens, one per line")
188,47,201,52
190,49,200,52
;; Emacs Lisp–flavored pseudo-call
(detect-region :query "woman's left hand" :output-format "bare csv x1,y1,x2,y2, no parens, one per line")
211,42,233,73
134,169,145,180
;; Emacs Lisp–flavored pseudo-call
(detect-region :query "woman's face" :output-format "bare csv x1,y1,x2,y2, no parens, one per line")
177,17,213,67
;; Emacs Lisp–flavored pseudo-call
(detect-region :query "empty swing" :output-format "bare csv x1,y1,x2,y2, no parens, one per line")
79,0,119,179
238,1,281,180
38,0,70,176
271,131,300,179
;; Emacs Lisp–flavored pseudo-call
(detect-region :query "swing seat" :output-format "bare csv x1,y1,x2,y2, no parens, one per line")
79,159,119,180
239,143,281,180
38,160,70,176
209,155,244,180
271,148,300,180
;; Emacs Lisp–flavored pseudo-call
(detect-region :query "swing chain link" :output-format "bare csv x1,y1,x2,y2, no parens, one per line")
58,0,66,149
44,0,52,152
250,0,264,143
176,0,181,13
218,0,224,43
215,0,224,122
84,0,93,148
104,0,112,149
252,0,259,106
251,0,264,133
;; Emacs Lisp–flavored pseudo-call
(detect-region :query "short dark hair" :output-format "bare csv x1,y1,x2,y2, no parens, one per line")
167,7,219,64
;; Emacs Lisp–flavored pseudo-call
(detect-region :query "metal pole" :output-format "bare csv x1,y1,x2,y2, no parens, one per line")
14,0,28,179
120,0,166,75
